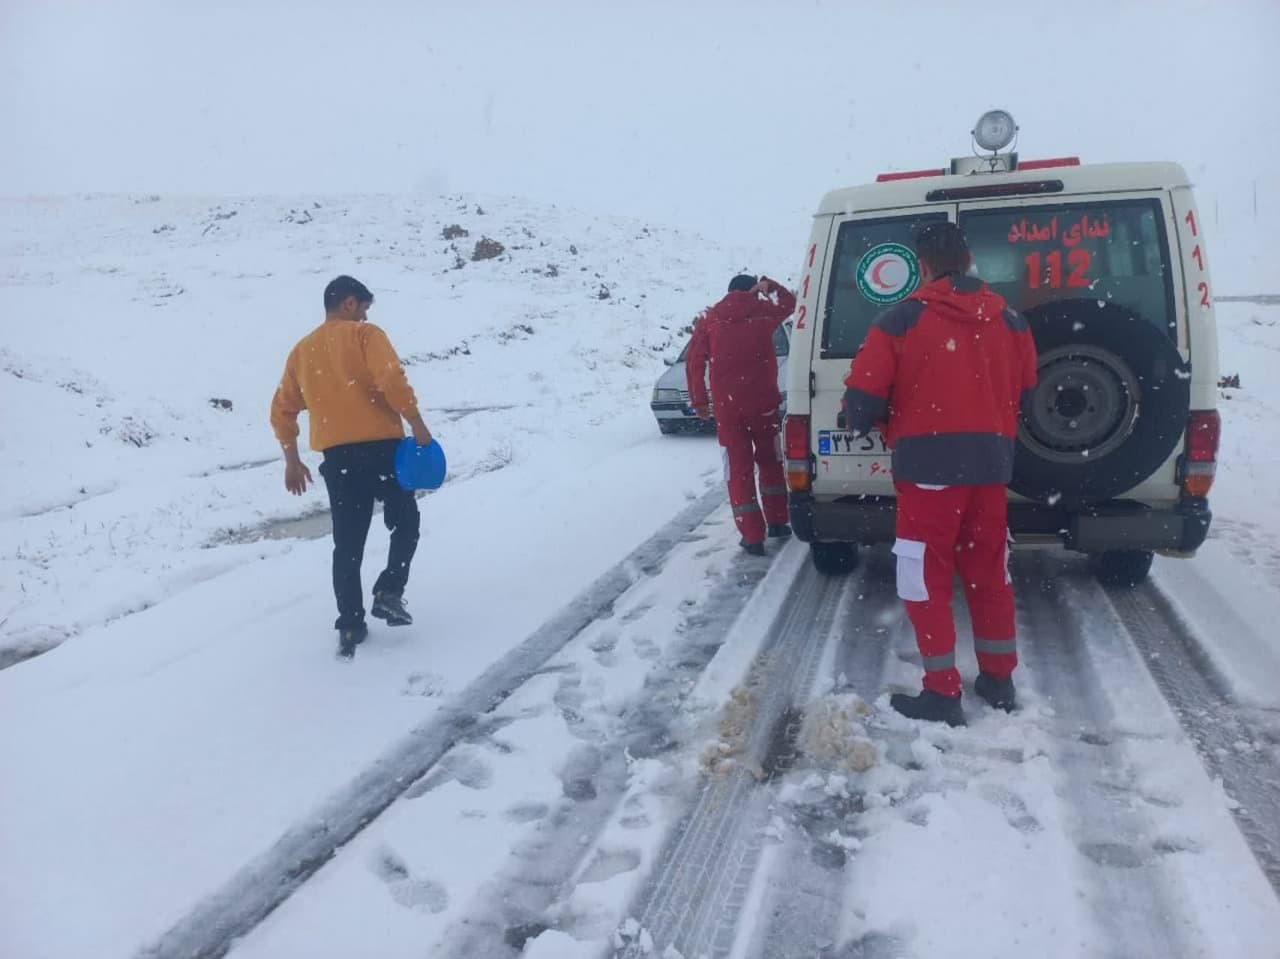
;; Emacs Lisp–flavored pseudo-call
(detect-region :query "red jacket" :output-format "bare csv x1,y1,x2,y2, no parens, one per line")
687,279,796,424
844,274,1037,485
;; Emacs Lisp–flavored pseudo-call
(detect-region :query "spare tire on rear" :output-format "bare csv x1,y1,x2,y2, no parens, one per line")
1011,299,1189,509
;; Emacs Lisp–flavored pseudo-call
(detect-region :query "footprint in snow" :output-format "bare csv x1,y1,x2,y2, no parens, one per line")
619,793,652,829
1078,841,1151,869
978,783,1042,833
904,805,931,828
402,671,444,698
834,931,912,959
390,878,449,914
588,632,618,654
620,600,655,625
554,673,602,736
561,745,603,801
443,749,494,790
631,636,661,661
369,847,450,915
1153,835,1203,856
371,847,410,883
404,747,493,798
505,801,551,824
588,631,620,668
577,847,642,884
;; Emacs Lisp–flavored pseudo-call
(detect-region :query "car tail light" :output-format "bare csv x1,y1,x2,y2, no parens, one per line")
1015,156,1081,171
1182,410,1220,498
875,168,946,182
784,415,812,492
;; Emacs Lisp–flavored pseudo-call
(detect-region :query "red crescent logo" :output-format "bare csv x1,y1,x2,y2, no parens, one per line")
871,257,894,290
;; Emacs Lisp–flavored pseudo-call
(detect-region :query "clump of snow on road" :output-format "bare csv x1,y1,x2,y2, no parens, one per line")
799,693,879,773
701,684,762,778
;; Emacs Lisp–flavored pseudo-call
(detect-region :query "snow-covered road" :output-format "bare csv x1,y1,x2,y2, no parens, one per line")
124,510,1280,959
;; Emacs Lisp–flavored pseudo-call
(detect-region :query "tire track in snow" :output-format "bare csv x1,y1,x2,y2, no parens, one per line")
610,548,1278,959
428,538,792,957
751,552,1280,959
613,559,855,959
137,488,727,959
1099,577,1280,891
741,548,903,959
1017,553,1192,958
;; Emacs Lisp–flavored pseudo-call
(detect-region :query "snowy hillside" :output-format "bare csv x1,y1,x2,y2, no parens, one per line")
0,192,776,664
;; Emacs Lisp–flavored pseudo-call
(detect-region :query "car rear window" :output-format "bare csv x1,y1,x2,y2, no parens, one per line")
820,212,949,358
961,198,1176,339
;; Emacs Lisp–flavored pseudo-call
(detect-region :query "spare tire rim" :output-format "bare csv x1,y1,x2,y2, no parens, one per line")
1020,344,1140,464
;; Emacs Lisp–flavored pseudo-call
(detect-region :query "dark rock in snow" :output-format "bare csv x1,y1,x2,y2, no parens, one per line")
472,237,505,261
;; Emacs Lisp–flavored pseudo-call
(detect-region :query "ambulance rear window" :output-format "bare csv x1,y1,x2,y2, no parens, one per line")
960,198,1176,340
821,212,949,358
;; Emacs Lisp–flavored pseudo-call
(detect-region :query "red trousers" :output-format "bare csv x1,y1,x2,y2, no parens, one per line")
718,413,788,543
894,482,1017,697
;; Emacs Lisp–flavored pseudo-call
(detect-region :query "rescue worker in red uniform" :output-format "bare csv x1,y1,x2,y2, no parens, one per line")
687,274,797,555
845,223,1038,726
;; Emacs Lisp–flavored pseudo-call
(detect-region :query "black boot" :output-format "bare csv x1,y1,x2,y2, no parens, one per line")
336,623,369,660
889,689,966,727
740,539,766,557
975,672,1017,712
767,523,793,539
371,591,413,626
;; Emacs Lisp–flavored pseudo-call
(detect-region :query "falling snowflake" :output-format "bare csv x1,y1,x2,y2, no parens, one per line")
945,338,957,352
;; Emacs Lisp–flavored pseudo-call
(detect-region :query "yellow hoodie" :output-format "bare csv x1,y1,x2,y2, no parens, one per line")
270,321,419,452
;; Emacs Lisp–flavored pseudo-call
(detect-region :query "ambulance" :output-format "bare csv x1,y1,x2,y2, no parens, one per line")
783,110,1220,585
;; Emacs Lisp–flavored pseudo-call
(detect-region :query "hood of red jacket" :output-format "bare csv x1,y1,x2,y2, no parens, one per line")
909,274,1009,324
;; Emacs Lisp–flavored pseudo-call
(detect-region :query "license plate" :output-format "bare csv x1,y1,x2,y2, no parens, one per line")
818,430,889,455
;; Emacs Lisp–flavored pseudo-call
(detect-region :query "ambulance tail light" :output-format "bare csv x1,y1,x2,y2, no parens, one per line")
1181,410,1220,498
784,415,812,492
1015,156,1081,171
875,168,946,183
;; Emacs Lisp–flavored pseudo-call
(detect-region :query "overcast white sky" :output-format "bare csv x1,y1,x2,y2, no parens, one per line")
3,0,1277,286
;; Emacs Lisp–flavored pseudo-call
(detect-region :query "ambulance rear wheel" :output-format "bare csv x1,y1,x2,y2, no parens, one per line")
811,542,858,576
1090,549,1154,588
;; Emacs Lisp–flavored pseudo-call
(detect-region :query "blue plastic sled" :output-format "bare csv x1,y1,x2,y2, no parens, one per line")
395,437,448,491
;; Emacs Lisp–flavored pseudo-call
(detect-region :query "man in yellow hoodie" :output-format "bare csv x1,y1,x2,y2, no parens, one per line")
270,275,434,658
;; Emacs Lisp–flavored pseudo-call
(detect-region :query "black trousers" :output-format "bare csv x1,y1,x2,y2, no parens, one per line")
319,439,420,630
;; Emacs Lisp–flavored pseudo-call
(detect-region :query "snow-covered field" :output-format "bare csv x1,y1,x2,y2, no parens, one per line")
0,192,775,664
2,192,1279,959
